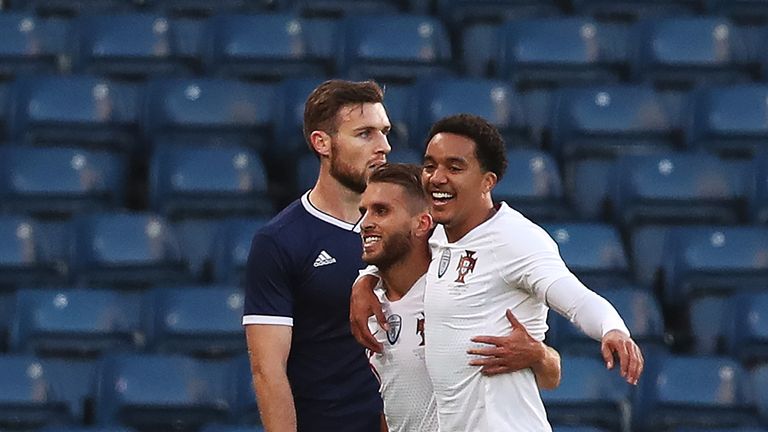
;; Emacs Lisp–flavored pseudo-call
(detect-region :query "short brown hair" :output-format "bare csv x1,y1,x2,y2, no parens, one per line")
303,79,385,153
368,163,428,212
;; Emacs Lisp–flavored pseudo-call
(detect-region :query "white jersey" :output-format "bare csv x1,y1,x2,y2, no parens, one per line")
425,202,575,432
367,275,438,432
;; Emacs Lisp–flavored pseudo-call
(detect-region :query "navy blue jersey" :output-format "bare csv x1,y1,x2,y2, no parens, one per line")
243,192,382,432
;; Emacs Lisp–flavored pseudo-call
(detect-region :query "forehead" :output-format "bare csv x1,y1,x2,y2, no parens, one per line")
424,132,478,162
336,102,390,129
361,182,408,206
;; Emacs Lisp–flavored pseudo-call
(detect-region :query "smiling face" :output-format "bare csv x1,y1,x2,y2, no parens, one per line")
422,132,497,240
359,182,424,270
324,102,392,193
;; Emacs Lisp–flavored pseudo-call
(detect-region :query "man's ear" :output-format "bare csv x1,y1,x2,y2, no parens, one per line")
482,171,498,194
310,131,332,157
415,212,434,238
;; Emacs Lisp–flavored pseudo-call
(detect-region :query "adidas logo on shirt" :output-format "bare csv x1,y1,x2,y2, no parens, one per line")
313,250,337,267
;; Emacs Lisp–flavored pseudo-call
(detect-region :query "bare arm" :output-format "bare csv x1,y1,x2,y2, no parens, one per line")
246,324,296,432
468,309,561,389
350,273,387,353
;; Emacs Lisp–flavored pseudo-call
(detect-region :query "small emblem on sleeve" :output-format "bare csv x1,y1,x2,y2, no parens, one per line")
455,250,477,283
386,314,402,344
438,248,451,278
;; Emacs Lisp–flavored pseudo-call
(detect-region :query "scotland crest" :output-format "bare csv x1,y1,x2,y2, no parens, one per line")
438,248,451,278
386,314,402,344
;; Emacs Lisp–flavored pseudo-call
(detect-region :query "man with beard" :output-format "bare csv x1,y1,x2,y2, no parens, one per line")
242,80,392,432
358,163,561,432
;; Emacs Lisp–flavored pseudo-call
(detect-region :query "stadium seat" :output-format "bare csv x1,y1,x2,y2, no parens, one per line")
12,0,137,16
540,354,630,431
754,364,768,427
201,425,264,432
145,0,259,16
609,152,744,227
565,158,614,220
144,285,245,357
201,14,334,81
460,23,501,78
70,14,188,80
149,144,272,218
630,224,672,287
659,225,768,308
497,18,625,90
227,355,261,424
379,83,413,151
0,13,66,80
142,78,274,153
69,211,190,289
630,18,751,90
689,295,732,355
286,0,403,17
0,146,126,217
0,355,70,429
674,428,768,432
541,222,630,286
337,14,453,83
412,78,532,148
40,427,137,432
211,218,269,284
687,85,768,157
0,293,11,352
41,358,98,423
549,85,677,161
94,353,230,430
634,355,757,431
436,0,560,26
0,215,63,290
8,75,140,153
496,149,570,221
553,286,666,355
9,288,142,357
751,152,768,224
571,0,700,21
552,427,607,432
708,0,768,24
728,292,768,364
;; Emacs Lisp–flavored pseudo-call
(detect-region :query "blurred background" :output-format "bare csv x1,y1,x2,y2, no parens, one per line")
0,0,766,431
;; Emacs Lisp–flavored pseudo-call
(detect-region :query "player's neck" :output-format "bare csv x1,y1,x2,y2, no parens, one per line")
309,171,363,224
380,244,430,302
445,200,497,243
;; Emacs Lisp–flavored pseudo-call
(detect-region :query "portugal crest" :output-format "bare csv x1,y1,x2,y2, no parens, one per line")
386,314,402,344
438,248,451,278
455,250,477,283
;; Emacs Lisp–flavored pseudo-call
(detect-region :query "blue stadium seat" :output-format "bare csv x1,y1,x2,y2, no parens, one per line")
0,293,11,352
553,286,667,355
0,355,70,429
728,292,768,364
12,0,137,16
460,23,500,78
337,14,453,83
437,0,560,26
566,158,613,220
752,152,768,224
0,215,62,290
201,14,334,81
631,18,751,89
552,427,607,432
149,144,272,218
497,18,624,90
40,427,137,432
660,226,768,308
674,428,768,432
689,295,732,355
8,75,140,153
541,354,630,431
609,152,743,226
687,85,768,157
630,224,672,287
201,425,264,432
94,353,229,429
0,146,126,217
145,0,258,16
496,149,570,221
142,78,274,153
9,288,142,357
0,13,65,79
634,355,757,431
41,358,98,423
754,364,768,427
144,285,245,357
412,78,532,148
70,14,188,80
211,218,269,284
571,0,699,21
70,211,190,289
379,83,413,152
549,85,677,161
541,222,630,286
286,0,403,17
228,355,261,424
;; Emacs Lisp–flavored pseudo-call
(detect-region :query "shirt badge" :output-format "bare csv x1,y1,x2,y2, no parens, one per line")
438,248,451,278
386,314,402,344
455,250,477,283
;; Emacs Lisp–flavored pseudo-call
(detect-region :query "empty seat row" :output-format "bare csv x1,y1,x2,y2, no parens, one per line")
2,352,766,431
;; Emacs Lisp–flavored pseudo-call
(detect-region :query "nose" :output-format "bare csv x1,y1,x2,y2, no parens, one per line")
360,211,373,230
429,166,448,185
374,132,391,155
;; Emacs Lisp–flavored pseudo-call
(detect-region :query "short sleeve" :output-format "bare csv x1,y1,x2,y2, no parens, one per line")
242,231,295,326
